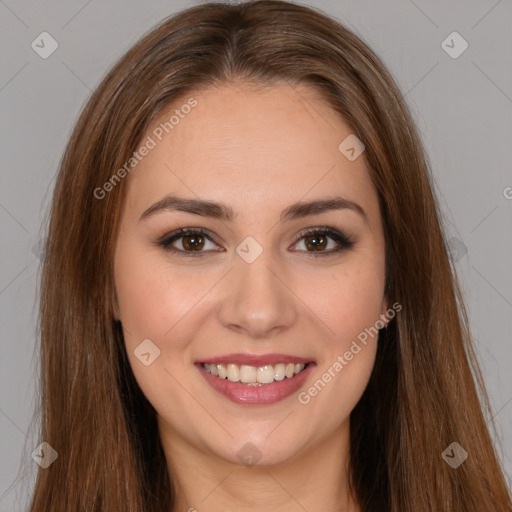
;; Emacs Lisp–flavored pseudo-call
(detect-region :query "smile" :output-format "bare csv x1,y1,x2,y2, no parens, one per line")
196,356,315,405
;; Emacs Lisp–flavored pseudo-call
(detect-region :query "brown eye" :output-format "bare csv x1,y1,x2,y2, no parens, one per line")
159,228,222,256
181,233,205,251
303,233,329,252
158,226,354,258
291,228,355,257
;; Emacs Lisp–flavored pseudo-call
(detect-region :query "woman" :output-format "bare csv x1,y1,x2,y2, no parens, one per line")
29,0,511,510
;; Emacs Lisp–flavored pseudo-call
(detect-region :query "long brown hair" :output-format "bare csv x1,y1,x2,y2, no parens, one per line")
27,1,511,510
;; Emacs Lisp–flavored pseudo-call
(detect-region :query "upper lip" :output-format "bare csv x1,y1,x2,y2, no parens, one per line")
196,353,314,366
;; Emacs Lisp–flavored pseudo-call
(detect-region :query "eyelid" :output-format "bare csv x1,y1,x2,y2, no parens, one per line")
157,227,223,255
290,226,355,255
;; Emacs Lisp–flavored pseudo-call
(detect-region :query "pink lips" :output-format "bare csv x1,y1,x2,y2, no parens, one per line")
195,353,315,406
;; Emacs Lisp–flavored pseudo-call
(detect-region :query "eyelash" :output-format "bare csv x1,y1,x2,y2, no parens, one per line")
157,226,355,258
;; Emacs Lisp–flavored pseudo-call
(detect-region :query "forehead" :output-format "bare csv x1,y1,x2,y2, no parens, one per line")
122,82,379,224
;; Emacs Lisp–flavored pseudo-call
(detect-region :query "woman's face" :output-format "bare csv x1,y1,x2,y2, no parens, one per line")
113,82,387,466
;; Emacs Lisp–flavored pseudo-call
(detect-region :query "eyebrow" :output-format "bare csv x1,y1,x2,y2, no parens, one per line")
139,194,368,224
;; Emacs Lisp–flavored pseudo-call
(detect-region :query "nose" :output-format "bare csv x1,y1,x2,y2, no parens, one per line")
217,249,297,339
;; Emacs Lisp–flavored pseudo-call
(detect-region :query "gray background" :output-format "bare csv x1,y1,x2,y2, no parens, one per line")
1,0,511,509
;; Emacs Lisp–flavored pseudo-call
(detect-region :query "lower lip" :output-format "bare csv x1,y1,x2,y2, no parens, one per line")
196,363,315,406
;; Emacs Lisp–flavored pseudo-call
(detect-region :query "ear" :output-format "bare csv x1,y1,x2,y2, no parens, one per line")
379,295,390,327
111,284,121,322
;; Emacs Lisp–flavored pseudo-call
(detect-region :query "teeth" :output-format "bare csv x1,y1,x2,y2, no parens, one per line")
202,362,307,385
227,364,239,382
240,365,257,383
274,363,285,381
257,365,274,384
217,364,227,379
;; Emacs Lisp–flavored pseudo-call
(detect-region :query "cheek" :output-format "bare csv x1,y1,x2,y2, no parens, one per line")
114,243,204,346
295,256,384,417
319,256,386,347
114,244,206,421
113,239,225,404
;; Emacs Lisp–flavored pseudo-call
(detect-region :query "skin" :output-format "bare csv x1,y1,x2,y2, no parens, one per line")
113,81,388,512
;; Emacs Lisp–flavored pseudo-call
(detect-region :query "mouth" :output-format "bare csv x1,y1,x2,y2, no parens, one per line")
195,354,315,405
